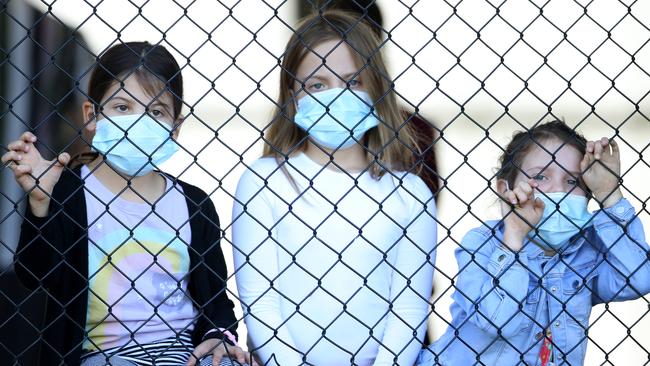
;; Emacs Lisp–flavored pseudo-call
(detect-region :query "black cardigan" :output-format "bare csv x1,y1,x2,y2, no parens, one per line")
14,166,238,365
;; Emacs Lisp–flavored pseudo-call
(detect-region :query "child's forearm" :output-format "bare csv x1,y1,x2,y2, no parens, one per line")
14,207,62,289
592,198,650,302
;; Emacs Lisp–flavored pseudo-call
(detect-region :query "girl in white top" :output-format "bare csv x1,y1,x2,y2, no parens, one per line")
232,10,437,366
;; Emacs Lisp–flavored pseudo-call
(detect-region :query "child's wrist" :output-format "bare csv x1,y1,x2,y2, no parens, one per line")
503,227,527,252
202,328,238,346
28,197,50,217
594,189,623,209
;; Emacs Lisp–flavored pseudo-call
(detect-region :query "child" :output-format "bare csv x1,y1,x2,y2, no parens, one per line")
231,10,437,366
417,120,650,365
4,42,254,366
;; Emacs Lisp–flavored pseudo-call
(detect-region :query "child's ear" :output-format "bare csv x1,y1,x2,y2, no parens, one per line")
172,114,185,139
496,179,509,195
81,101,98,133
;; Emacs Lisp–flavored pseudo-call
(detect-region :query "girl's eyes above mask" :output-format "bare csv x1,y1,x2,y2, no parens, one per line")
148,109,164,117
309,82,325,91
108,100,169,119
304,78,361,92
532,173,579,186
348,79,361,88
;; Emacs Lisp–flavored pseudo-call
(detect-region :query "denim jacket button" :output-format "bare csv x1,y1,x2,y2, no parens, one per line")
551,286,557,293
555,321,561,327
498,254,506,262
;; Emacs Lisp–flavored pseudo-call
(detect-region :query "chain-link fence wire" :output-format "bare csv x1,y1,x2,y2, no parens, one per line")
1,0,650,365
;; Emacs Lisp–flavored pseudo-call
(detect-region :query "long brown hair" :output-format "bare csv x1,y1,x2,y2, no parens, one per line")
263,10,419,179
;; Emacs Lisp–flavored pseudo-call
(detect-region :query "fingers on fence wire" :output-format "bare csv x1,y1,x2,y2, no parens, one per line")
3,159,18,171
501,180,543,223
2,133,70,190
188,339,254,366
2,132,37,165
496,179,546,251
12,151,70,217
581,137,623,208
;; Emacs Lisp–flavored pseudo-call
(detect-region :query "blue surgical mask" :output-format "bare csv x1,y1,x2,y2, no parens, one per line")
92,113,178,177
529,192,593,250
294,88,379,149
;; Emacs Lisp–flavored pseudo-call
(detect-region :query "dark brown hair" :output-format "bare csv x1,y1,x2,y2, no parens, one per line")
496,120,587,188
88,41,183,119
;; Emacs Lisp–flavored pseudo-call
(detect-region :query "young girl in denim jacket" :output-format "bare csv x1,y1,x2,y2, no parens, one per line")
417,120,650,365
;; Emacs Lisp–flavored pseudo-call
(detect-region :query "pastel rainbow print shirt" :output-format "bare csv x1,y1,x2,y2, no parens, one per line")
81,166,196,351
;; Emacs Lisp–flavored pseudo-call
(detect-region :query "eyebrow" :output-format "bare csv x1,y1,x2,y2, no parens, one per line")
525,166,582,176
106,95,173,114
107,96,131,104
302,72,360,82
149,100,172,109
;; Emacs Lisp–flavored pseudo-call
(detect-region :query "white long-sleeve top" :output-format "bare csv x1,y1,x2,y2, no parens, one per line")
232,153,437,366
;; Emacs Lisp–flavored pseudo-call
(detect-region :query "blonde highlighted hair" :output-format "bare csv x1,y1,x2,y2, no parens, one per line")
263,10,420,178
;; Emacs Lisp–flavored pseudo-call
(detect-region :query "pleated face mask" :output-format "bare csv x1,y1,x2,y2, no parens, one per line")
530,192,593,250
92,113,178,176
294,88,379,149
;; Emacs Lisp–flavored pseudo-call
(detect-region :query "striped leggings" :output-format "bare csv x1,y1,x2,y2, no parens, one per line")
81,355,241,366
80,333,246,366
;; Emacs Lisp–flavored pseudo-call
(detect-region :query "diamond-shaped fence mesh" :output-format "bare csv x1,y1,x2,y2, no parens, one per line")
1,0,649,365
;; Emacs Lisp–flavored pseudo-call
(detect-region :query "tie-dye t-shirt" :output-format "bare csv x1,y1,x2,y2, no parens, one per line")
81,166,197,351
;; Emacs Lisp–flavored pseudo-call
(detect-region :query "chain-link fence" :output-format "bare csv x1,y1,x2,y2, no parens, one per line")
2,0,650,365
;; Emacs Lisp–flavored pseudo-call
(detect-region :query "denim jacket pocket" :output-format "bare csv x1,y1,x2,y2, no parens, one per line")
562,267,596,324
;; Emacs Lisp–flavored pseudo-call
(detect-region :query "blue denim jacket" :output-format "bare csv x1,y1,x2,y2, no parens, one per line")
418,198,650,366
